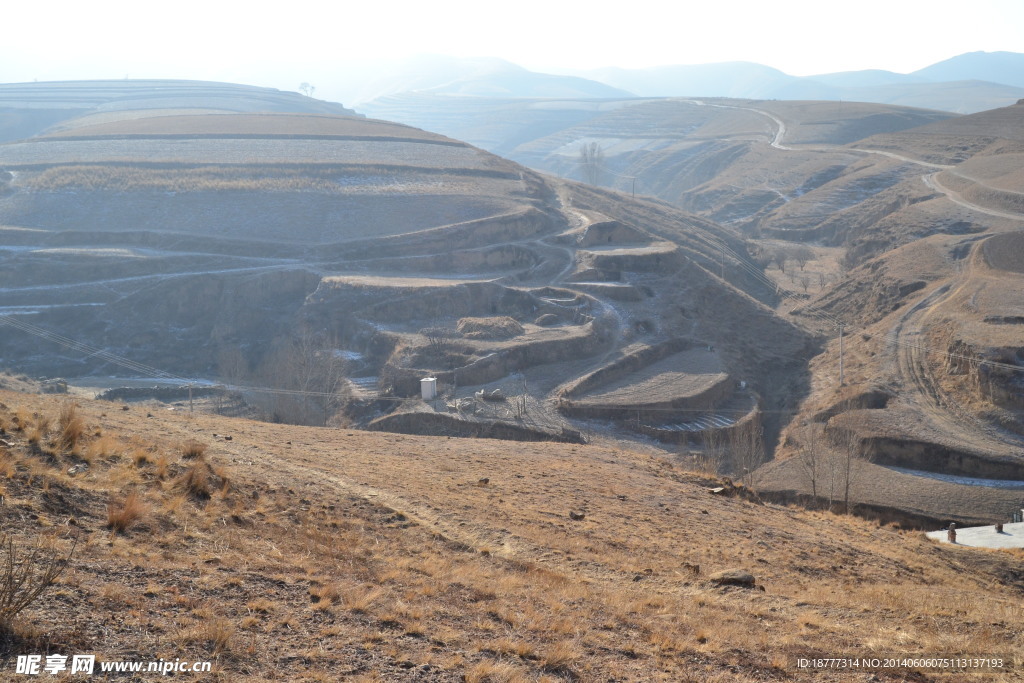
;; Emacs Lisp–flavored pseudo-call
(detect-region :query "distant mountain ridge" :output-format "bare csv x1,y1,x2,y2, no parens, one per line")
912,50,1024,88
351,51,1024,115
570,51,1024,113
343,56,631,106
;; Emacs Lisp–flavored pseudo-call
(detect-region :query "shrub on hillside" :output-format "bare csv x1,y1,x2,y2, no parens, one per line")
0,533,75,635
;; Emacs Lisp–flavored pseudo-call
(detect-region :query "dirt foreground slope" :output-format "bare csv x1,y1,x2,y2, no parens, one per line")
0,390,1021,681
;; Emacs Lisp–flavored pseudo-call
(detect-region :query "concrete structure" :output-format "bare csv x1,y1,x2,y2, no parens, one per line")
926,519,1024,549
420,377,437,401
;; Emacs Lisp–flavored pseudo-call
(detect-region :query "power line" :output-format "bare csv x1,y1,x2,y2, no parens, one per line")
0,315,189,382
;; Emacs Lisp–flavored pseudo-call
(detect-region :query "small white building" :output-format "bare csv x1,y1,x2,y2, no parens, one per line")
420,377,437,400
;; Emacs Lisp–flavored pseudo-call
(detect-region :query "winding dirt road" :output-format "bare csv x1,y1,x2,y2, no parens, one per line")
685,98,1024,222
886,240,1024,457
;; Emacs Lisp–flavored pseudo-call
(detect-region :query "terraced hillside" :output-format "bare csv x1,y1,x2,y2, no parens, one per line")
0,81,810,458
360,95,956,246
363,91,1024,523
758,106,1024,523
3,81,1021,525
0,79,356,142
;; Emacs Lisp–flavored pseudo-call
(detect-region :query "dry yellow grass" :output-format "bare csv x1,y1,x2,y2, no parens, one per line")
105,490,147,533
55,402,84,453
0,389,1021,681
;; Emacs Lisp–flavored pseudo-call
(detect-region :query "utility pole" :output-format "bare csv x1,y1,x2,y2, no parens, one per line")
188,383,194,415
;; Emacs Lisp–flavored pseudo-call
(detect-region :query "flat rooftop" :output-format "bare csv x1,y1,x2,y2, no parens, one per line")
925,521,1024,549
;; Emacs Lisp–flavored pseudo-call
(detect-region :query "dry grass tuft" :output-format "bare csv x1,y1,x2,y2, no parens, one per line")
180,440,208,460
309,583,341,607
179,464,210,499
0,453,16,479
26,414,49,446
464,659,529,683
540,640,582,675
178,617,235,655
85,433,121,463
344,585,384,614
106,491,148,533
55,402,85,452
131,448,150,467
154,453,171,480
12,408,31,432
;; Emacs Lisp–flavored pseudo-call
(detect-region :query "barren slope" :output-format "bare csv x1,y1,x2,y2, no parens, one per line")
1,390,1022,681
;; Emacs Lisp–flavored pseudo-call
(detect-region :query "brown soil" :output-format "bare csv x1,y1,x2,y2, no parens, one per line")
1,390,1023,681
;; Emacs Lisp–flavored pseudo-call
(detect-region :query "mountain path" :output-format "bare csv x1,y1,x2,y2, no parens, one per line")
887,240,1024,455
686,99,1024,222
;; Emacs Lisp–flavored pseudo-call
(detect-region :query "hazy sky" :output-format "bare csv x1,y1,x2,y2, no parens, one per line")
3,0,1023,103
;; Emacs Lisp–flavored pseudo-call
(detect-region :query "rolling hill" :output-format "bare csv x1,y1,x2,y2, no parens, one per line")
0,80,811,472
362,89,1024,523
0,79,357,143
0,389,1021,680
2,79,1023,528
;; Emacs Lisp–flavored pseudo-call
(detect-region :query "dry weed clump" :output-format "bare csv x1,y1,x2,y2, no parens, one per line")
179,463,211,499
12,408,32,432
154,453,171,480
464,658,529,683
26,417,49,446
177,617,235,655
180,440,208,460
343,585,384,614
106,491,148,533
309,582,341,608
176,461,229,500
55,402,85,452
131,447,150,467
540,640,582,675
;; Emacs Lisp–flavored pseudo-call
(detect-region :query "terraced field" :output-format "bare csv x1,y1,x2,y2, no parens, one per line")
0,81,810,459
4,80,1019,524
1,137,493,168
574,348,727,406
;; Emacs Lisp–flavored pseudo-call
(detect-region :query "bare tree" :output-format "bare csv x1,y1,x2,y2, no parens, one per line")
773,248,788,274
422,327,454,359
700,424,726,475
514,374,528,419
298,82,316,98
578,142,606,186
792,245,814,271
730,417,766,488
260,329,349,426
838,428,869,515
794,424,824,501
216,345,248,386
